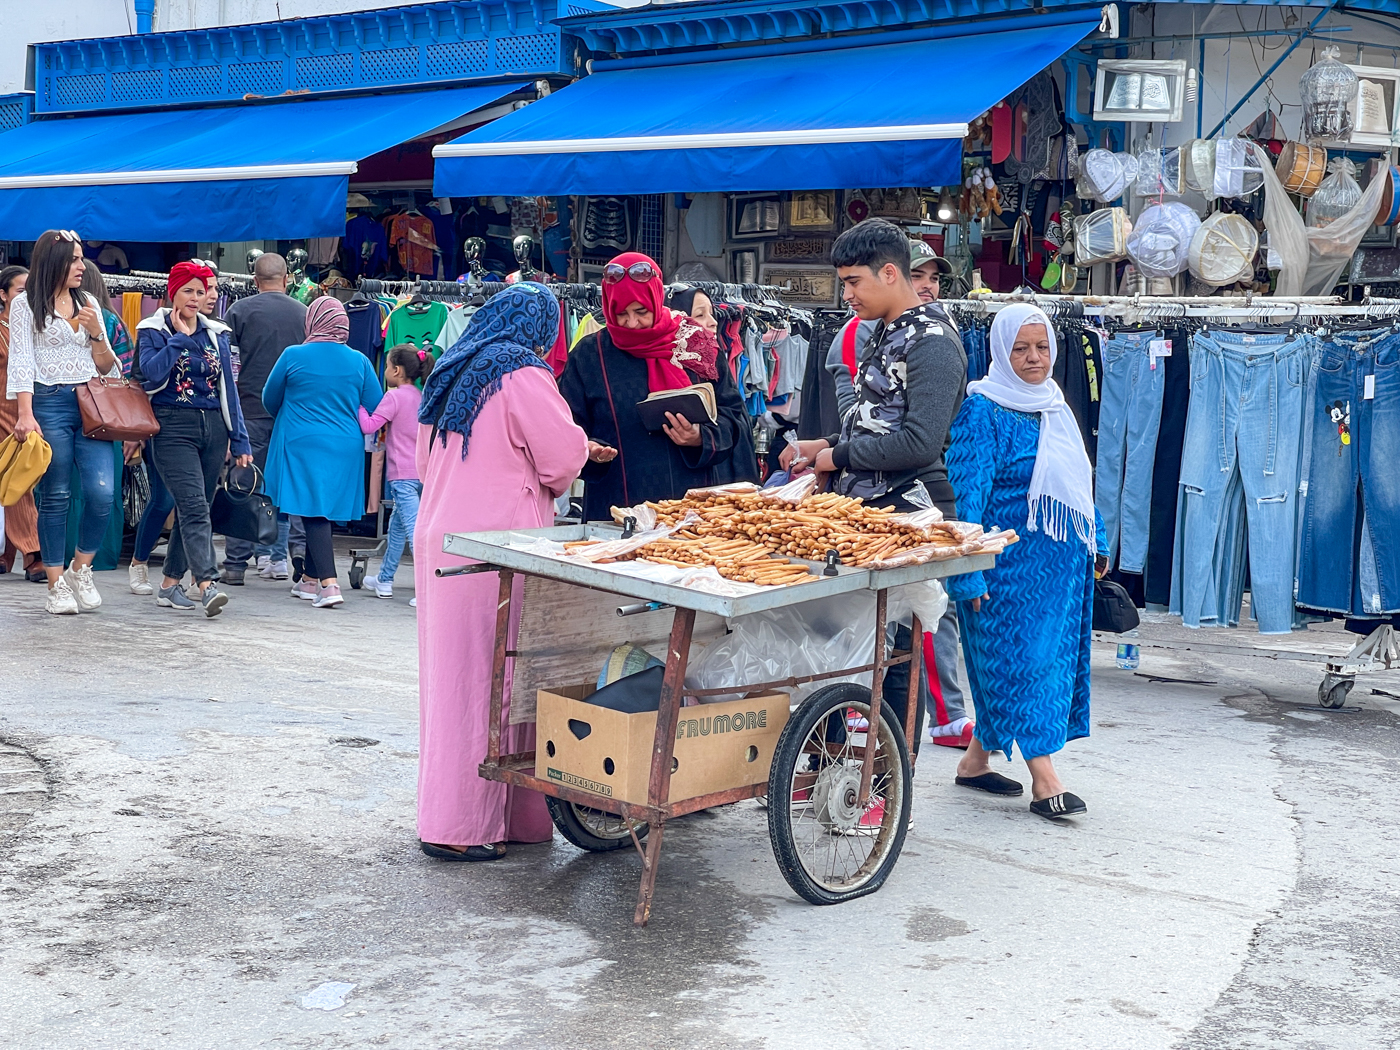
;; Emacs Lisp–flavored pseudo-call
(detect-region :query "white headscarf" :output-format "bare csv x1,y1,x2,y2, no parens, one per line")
966,304,1096,550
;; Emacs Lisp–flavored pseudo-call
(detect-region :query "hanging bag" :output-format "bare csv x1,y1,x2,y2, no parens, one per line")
1092,578,1141,634
210,464,278,545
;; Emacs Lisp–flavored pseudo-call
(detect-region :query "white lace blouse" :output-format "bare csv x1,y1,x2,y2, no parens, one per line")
4,291,117,398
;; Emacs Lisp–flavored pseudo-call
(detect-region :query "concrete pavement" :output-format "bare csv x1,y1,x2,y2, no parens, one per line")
1,558,1398,1049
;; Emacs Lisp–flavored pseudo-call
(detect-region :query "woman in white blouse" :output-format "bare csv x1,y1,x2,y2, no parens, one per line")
6,230,120,615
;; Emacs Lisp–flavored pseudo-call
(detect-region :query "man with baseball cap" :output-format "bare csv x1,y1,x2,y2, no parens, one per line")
909,239,954,304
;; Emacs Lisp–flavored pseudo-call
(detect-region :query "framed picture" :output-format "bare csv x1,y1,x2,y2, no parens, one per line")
788,191,836,229
766,237,832,263
578,262,609,283
760,265,839,306
1346,65,1400,149
730,193,783,240
732,249,759,284
1092,59,1187,123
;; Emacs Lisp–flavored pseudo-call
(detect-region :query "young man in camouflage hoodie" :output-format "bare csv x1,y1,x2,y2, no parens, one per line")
783,218,974,752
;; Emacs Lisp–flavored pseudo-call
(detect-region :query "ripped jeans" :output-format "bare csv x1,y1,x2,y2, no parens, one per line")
1170,331,1312,634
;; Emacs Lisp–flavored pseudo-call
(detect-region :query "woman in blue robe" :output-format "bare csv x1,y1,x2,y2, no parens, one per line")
945,304,1108,820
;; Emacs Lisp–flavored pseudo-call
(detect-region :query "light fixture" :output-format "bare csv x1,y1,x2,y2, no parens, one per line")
936,189,956,222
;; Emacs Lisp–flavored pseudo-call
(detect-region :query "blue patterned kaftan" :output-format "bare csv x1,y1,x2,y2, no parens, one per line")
945,394,1108,760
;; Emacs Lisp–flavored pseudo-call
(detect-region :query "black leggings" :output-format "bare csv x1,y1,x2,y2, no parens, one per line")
303,517,336,582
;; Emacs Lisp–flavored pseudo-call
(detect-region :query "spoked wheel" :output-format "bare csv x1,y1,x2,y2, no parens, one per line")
547,797,649,853
767,682,911,905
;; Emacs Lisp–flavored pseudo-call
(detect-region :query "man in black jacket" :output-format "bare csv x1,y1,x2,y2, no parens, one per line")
782,219,974,752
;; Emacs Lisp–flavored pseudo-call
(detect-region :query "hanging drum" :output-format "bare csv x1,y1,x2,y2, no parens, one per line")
1276,142,1328,198
1376,165,1400,227
1213,139,1265,199
1188,212,1258,287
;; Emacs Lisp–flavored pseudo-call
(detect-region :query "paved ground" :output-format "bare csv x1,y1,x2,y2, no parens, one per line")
2,550,1399,1049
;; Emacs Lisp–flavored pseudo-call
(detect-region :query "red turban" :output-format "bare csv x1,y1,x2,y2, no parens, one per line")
168,261,213,302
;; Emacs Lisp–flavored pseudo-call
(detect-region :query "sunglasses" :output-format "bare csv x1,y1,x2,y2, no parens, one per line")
55,230,80,243
602,260,659,285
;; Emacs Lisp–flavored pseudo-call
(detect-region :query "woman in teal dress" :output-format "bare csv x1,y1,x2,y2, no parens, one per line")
945,304,1108,820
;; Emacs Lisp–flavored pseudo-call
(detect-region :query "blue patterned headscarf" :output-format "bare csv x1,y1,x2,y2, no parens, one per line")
418,283,557,458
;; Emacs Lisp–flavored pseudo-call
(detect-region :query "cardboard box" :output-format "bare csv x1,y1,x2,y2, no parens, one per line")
535,684,790,806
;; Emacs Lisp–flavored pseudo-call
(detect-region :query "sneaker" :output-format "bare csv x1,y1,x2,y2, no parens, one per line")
63,564,102,612
45,578,80,615
255,555,271,574
845,708,870,732
313,582,344,608
223,567,246,586
128,562,154,596
260,559,290,581
409,597,417,608
291,579,318,601
157,584,197,610
200,584,229,618
372,577,394,599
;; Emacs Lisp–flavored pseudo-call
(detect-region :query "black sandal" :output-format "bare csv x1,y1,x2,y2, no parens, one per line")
420,840,507,862
1029,792,1086,820
954,772,1024,796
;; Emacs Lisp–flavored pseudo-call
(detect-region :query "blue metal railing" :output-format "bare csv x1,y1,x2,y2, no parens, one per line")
32,0,610,115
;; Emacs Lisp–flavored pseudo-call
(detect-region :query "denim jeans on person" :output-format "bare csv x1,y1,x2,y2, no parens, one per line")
1170,331,1311,634
1296,329,1400,617
133,439,174,563
1095,331,1167,573
29,383,114,567
379,479,422,582
222,416,289,568
150,405,228,586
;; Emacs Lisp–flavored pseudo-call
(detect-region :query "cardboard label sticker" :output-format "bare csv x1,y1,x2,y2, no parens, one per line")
1365,374,1376,400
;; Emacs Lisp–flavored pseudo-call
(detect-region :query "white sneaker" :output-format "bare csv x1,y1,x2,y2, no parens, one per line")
128,562,153,595
45,578,80,615
260,559,290,580
372,577,394,599
63,564,102,612
256,555,271,574
409,596,417,608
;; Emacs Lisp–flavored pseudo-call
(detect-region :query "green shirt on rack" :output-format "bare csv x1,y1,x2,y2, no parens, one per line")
386,300,448,356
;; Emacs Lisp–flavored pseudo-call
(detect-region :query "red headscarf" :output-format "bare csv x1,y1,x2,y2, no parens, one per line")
168,261,213,302
601,252,719,392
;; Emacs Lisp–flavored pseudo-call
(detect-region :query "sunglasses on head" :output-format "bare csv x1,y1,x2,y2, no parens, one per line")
55,230,80,244
602,260,659,285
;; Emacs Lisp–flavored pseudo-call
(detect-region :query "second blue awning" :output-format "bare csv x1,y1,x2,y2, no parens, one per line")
0,83,525,242
433,17,1101,196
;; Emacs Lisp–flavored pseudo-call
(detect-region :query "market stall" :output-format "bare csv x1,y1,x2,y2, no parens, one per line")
438,482,1013,925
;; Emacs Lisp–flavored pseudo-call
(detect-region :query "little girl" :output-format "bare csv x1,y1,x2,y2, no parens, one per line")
358,344,432,602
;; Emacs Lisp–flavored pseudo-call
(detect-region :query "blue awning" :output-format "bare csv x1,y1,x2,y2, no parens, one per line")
432,18,1100,196
0,83,525,242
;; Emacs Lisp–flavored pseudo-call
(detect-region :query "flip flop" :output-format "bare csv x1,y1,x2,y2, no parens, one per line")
954,772,1024,796
420,840,506,862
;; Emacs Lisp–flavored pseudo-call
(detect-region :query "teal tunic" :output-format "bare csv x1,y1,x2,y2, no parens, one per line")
263,341,382,522
946,394,1108,760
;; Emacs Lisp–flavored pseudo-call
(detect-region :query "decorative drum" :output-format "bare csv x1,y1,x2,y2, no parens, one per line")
1376,165,1400,227
1276,141,1328,198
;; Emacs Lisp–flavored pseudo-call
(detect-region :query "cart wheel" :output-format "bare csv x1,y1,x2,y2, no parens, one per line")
348,561,365,590
767,682,911,906
1318,674,1354,709
547,797,648,853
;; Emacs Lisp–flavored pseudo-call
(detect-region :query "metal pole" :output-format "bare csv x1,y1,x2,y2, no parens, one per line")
1206,1,1341,139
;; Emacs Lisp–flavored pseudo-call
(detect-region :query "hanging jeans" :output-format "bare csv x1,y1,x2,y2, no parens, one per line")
1095,332,1167,573
1171,331,1311,635
29,383,114,568
1296,329,1400,617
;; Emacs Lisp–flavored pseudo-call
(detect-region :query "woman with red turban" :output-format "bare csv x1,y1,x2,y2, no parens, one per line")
134,260,252,617
559,253,753,520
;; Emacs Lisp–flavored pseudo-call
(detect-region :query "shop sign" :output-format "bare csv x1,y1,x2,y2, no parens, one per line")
766,238,832,263
761,266,840,306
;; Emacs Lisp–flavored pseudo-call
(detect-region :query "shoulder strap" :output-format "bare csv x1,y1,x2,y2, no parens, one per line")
841,319,859,384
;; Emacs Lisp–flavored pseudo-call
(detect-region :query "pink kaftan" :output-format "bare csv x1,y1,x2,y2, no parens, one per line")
414,366,589,847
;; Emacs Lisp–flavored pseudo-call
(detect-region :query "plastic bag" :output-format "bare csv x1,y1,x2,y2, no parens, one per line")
564,512,699,563
1187,213,1257,286
1074,208,1133,264
757,471,818,504
1078,148,1128,203
1300,45,1358,143
1307,157,1362,228
609,502,658,532
885,478,944,532
1213,138,1264,199
1134,147,1183,197
684,482,760,499
1126,202,1201,277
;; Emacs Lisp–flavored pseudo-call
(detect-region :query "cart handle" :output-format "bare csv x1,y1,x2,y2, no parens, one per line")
434,563,498,577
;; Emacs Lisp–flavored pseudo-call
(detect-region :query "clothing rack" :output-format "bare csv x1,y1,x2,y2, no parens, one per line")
104,270,255,300
943,293,1400,324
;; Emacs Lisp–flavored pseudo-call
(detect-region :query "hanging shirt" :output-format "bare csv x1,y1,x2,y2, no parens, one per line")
345,299,387,362
345,215,389,279
389,214,438,276
385,301,448,355
432,304,479,354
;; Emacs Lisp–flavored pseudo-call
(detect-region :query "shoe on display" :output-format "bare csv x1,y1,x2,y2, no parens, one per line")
200,584,229,618
313,582,344,608
157,584,197,610
128,562,154,596
45,578,80,615
261,559,290,581
223,567,246,586
291,579,318,601
62,564,102,612
372,577,393,599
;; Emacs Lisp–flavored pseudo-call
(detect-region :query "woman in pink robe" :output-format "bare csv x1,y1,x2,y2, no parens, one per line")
414,284,588,860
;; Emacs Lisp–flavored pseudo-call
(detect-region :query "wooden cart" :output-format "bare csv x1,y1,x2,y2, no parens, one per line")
440,525,995,926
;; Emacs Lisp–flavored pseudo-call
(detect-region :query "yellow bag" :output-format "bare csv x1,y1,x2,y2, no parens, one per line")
0,432,53,507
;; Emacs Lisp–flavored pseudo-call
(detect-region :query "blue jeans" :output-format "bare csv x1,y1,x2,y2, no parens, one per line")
1170,332,1311,634
133,440,174,563
378,479,421,582
1095,332,1166,573
1297,330,1400,616
30,383,114,567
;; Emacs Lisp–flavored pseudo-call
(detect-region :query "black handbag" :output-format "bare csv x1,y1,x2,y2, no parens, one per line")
211,464,278,545
1092,578,1141,634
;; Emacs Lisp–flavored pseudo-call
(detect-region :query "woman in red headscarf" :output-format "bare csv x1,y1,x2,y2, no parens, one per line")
559,252,754,520
134,260,252,617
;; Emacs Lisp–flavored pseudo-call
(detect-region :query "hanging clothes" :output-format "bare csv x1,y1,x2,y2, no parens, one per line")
386,300,448,355
389,213,439,277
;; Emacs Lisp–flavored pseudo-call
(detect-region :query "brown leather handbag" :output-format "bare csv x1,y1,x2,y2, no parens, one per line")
75,376,160,442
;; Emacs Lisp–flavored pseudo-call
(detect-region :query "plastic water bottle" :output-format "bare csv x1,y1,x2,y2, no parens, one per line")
1116,640,1140,670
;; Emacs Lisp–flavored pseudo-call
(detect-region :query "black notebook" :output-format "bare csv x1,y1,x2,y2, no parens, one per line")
635,382,717,432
